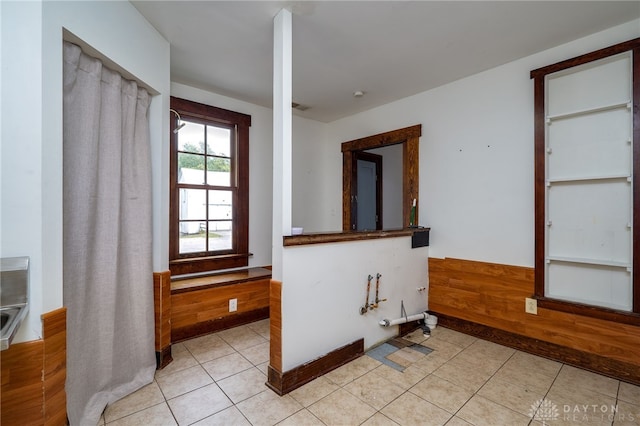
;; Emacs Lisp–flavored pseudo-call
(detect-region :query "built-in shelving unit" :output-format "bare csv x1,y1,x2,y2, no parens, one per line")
543,51,633,312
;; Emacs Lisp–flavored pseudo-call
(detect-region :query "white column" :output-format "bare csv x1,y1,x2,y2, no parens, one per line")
272,8,292,281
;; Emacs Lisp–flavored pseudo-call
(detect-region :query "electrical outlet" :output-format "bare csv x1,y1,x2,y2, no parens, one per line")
229,298,238,312
525,297,538,315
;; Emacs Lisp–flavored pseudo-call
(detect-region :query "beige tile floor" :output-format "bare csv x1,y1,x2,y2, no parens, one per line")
98,319,640,426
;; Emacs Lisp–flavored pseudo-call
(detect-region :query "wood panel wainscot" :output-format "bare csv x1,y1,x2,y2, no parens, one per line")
171,267,271,342
154,271,172,369
1,307,67,426
428,257,640,385
269,280,283,374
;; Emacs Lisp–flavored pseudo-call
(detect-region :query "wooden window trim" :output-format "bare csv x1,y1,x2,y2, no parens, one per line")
530,38,640,322
169,96,251,275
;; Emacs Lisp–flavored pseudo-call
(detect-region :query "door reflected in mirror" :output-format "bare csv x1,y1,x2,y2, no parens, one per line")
352,145,404,230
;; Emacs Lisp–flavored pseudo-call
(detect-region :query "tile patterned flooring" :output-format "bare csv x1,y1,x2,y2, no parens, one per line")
99,319,640,425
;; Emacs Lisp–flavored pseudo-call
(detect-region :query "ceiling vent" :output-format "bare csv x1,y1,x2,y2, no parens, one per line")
292,102,310,111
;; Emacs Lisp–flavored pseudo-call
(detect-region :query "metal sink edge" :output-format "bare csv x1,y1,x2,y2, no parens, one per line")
0,304,29,351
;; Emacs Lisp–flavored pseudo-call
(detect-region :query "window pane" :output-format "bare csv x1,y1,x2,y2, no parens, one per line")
206,157,231,186
207,125,231,157
208,190,233,220
178,153,205,184
209,221,232,251
179,221,206,254
179,189,206,220
170,98,250,273
178,121,205,153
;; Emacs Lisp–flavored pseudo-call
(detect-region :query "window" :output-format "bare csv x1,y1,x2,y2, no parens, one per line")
170,97,250,275
531,38,640,323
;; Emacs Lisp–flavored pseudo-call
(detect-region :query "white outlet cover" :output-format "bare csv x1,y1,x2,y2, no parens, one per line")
525,297,537,315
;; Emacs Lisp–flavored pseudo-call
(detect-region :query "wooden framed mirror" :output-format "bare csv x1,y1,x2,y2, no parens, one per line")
341,125,421,231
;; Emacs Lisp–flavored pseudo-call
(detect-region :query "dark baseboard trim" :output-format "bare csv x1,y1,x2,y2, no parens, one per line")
172,307,269,343
156,346,173,370
399,320,422,337
266,338,364,395
432,312,640,386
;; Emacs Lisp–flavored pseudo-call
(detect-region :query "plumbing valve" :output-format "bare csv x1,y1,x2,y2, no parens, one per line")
359,274,374,315
370,273,386,309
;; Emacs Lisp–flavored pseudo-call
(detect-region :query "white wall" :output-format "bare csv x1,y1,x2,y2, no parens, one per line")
318,19,640,268
1,1,44,342
292,117,330,232
281,238,428,370
1,0,170,342
171,83,275,268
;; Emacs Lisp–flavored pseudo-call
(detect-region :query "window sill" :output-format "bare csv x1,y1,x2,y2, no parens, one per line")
169,253,251,276
170,267,272,294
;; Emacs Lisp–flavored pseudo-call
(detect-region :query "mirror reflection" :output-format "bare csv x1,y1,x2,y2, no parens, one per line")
342,125,421,231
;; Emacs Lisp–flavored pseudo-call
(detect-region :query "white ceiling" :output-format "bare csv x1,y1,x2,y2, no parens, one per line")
132,1,640,122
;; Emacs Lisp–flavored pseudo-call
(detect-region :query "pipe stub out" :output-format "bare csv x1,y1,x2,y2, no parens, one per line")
379,311,431,327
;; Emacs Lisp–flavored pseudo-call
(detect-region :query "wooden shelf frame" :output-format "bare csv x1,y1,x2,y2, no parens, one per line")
530,37,640,318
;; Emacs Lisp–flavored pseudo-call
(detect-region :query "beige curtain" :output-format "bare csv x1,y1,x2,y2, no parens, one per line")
63,41,155,425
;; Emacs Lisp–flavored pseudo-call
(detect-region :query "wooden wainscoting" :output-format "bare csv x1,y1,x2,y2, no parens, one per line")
42,308,67,425
153,271,172,369
269,280,283,374
428,257,640,385
1,340,44,425
171,268,271,342
1,307,67,426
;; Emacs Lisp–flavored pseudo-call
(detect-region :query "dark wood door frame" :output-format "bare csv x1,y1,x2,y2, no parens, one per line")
342,125,421,231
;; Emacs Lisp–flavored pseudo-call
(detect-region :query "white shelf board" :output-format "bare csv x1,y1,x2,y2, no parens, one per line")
547,174,630,184
547,100,630,122
546,255,630,269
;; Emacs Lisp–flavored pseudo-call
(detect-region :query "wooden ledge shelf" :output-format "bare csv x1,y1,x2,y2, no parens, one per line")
170,267,272,342
283,228,430,247
171,267,272,294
